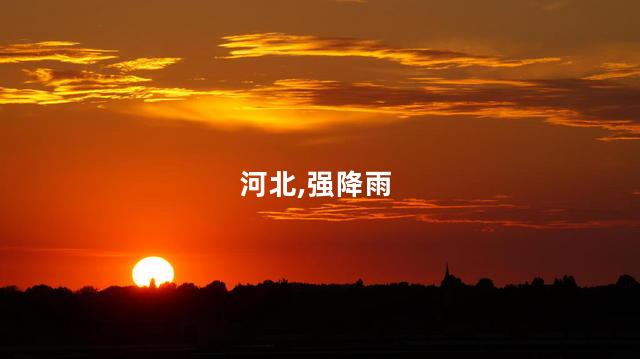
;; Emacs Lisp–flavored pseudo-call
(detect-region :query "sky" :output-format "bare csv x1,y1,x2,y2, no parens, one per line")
1,0,639,289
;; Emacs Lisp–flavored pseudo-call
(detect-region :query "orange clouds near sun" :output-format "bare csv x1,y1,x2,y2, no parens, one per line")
219,33,561,69
107,57,182,72
0,41,117,64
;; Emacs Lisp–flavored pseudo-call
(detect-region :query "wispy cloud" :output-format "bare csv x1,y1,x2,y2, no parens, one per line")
0,84,227,105
0,41,117,64
1,39,638,140
1,68,228,105
219,33,561,69
260,197,640,230
117,75,640,139
0,87,63,105
583,62,640,80
106,57,182,72
4,68,640,140
24,68,152,87
411,77,537,88
234,78,640,140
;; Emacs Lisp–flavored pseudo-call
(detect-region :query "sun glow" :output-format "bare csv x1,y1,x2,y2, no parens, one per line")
132,256,174,287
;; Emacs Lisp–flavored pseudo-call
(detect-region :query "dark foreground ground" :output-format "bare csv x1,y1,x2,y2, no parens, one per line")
2,275,640,358
2,341,640,359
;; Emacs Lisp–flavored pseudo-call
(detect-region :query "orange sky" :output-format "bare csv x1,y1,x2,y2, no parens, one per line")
1,0,639,289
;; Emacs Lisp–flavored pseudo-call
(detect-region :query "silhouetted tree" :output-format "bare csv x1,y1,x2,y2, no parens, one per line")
0,285,19,294
476,278,495,289
553,275,577,288
160,282,177,290
531,277,545,287
76,286,98,295
204,280,227,294
177,282,199,294
616,274,638,288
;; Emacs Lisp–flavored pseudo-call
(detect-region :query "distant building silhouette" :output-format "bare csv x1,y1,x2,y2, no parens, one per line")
440,263,464,288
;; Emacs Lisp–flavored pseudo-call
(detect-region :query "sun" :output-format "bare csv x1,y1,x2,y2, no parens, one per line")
132,256,174,287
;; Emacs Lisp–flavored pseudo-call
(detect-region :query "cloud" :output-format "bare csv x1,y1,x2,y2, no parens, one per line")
24,68,152,87
106,57,182,72
410,77,537,88
222,77,640,140
0,68,228,105
291,78,640,140
0,86,64,104
260,197,640,230
219,33,561,69
120,75,640,139
0,41,117,64
583,62,640,80
5,66,640,140
1,38,638,141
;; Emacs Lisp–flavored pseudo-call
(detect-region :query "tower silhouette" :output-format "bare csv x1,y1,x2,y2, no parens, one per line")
440,263,463,288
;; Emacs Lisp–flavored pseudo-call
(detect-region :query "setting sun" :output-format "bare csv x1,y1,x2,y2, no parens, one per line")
132,256,174,287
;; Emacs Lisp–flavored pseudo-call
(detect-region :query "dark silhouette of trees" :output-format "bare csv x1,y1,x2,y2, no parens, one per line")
475,278,495,289
553,275,578,288
204,280,227,294
531,277,545,287
2,271,640,357
77,286,98,295
616,274,638,288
